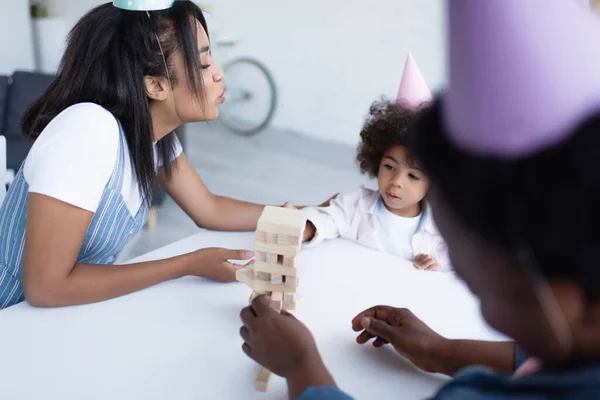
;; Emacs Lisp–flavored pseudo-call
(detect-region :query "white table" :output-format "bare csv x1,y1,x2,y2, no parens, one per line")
0,232,505,400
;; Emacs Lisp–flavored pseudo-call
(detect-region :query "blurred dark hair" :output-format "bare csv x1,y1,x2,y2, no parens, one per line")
357,100,422,178
22,1,208,203
413,99,600,298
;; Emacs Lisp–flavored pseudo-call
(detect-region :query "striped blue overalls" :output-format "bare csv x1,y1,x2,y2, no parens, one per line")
0,122,150,310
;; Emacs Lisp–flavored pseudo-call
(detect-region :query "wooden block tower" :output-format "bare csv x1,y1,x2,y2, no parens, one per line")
236,205,307,392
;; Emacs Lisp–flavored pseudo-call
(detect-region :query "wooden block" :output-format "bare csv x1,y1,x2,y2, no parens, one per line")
237,268,298,292
261,206,308,224
257,272,270,281
237,267,251,285
283,256,297,267
255,252,266,262
276,235,301,246
266,232,277,244
265,253,278,264
256,231,267,242
257,220,305,238
271,291,283,311
255,242,300,257
257,207,307,238
271,273,283,285
252,260,297,277
286,309,296,316
276,234,288,245
283,293,296,305
255,367,272,392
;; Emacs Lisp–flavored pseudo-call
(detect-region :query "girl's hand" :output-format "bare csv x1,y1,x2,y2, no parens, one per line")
184,248,254,282
283,202,316,242
414,253,442,271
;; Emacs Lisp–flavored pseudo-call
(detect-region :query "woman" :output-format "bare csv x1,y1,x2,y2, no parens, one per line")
0,0,284,310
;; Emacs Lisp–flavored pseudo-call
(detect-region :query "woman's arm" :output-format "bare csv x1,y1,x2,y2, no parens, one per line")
157,154,266,231
22,194,250,307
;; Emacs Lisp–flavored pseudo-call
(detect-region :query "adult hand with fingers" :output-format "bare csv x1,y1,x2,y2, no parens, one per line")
239,295,336,398
351,306,448,373
185,247,254,282
351,306,517,376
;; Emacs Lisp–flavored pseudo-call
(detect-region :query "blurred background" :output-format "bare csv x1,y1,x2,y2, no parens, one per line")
0,0,595,260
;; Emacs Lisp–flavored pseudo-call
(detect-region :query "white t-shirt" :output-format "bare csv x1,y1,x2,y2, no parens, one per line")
23,103,183,216
373,199,422,261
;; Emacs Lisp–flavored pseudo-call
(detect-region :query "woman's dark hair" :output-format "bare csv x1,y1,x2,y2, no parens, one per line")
413,99,600,298
356,100,421,178
21,1,207,203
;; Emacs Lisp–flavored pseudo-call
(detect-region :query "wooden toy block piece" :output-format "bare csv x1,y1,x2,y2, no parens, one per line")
257,271,271,281
276,234,287,245
255,242,301,258
271,291,283,311
252,260,297,277
256,367,272,392
271,273,283,285
255,252,266,262
286,309,296,316
283,293,296,305
256,231,266,242
236,267,253,285
257,220,305,238
276,234,288,245
266,253,278,264
266,232,277,244
283,256,297,267
237,267,298,292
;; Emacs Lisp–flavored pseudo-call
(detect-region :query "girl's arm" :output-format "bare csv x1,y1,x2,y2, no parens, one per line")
301,189,360,245
22,194,250,308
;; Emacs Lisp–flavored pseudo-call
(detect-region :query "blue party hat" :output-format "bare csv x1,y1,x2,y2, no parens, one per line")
113,0,174,11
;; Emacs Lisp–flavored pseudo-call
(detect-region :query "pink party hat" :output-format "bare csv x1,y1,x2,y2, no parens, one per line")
444,0,600,158
396,53,433,110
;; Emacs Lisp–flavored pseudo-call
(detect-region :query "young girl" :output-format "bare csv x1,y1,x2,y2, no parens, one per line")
0,0,294,310
301,54,450,271
238,0,600,399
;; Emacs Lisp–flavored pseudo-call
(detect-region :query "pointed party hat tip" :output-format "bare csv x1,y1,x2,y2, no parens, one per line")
113,0,174,11
395,52,433,110
444,0,600,158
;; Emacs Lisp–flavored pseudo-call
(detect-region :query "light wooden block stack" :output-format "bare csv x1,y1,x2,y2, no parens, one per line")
236,206,307,392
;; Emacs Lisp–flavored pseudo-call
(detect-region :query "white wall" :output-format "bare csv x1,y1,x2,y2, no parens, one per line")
0,1,35,74
44,0,447,146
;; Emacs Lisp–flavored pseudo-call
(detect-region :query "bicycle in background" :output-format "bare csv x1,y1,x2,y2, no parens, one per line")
212,36,278,136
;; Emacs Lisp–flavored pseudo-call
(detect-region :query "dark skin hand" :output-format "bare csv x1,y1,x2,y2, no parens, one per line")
352,306,515,375
239,295,336,399
238,300,515,398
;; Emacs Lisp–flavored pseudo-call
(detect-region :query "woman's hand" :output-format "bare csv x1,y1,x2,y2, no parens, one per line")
184,248,254,282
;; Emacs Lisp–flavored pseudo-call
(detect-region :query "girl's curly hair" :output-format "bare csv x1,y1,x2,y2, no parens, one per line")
356,100,421,178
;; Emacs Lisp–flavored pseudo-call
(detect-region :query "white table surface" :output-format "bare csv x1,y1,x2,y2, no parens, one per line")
0,231,505,400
